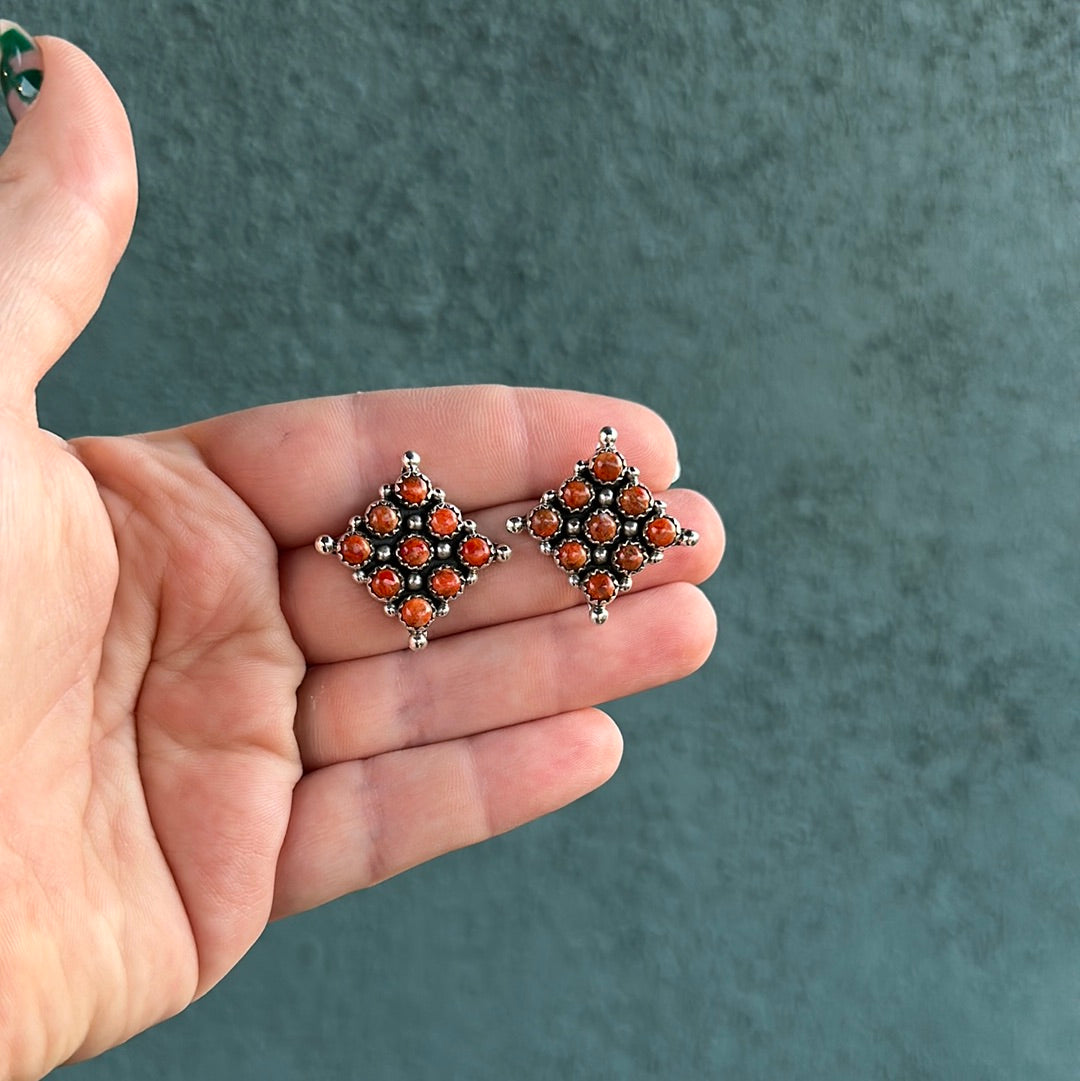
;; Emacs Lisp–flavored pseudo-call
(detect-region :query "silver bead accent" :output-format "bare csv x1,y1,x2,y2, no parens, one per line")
648,550,664,563
463,520,477,533
432,488,445,502
350,516,365,532
575,460,589,474
567,519,581,535
599,489,614,507
539,541,554,555
681,530,700,547
465,570,479,585
409,631,428,651
436,542,452,559
380,483,394,499
402,450,421,468
315,535,336,555
623,521,639,536
627,466,640,481
377,546,392,561
590,605,610,625
594,548,609,564
599,426,618,447
619,576,633,592
653,500,667,514
352,570,369,584
436,601,451,617
408,515,422,531
384,603,398,617
495,544,512,562
567,574,581,588
506,516,525,534
541,490,557,504
408,574,423,590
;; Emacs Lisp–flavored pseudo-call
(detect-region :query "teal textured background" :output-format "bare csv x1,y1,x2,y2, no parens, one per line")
21,0,1080,1077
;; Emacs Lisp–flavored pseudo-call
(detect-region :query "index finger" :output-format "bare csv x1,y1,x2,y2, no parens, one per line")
180,385,680,550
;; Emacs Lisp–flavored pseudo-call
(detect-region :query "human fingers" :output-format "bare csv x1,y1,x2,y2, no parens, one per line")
0,24,137,415
282,488,723,664
271,708,623,917
294,581,716,769
181,386,680,549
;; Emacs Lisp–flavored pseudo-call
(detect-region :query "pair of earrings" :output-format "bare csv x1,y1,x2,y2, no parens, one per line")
315,427,698,651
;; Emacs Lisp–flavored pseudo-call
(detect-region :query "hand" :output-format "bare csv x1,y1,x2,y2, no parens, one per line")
0,33,723,1079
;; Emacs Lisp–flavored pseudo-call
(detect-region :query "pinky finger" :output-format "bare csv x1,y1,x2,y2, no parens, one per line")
271,708,623,918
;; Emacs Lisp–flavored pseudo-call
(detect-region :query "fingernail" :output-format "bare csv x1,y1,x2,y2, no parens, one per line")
1,20,42,124
671,456,681,486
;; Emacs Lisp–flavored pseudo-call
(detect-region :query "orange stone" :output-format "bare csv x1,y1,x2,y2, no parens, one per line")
459,536,492,567
584,571,616,602
591,451,624,483
401,595,434,628
398,535,432,567
614,543,645,573
370,567,403,599
367,503,400,535
556,540,589,571
529,506,561,538
560,479,592,510
339,533,372,566
618,485,652,517
398,475,430,504
586,511,618,544
428,505,460,536
429,566,463,598
645,516,678,548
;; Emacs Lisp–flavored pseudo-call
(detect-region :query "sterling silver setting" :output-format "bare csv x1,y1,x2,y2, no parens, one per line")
507,427,698,624
316,452,510,650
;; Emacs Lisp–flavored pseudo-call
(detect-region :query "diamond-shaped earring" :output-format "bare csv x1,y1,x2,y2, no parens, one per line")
506,427,698,624
316,451,511,650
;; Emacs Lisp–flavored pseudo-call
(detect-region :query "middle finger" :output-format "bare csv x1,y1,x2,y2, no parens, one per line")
294,581,717,770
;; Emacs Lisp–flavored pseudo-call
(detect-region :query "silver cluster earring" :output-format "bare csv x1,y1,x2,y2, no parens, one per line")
507,427,698,624
315,451,510,650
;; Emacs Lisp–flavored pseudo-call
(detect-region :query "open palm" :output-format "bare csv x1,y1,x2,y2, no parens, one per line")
0,37,722,1080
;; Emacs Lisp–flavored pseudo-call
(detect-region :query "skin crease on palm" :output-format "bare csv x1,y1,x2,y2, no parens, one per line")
0,33,724,1081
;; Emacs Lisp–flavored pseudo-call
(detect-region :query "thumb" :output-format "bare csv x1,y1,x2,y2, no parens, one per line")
0,22,138,417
